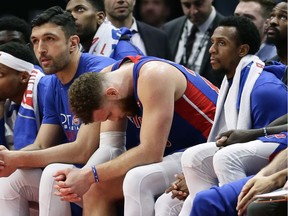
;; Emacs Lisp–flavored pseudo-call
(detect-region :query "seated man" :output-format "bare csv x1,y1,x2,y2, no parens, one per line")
0,42,50,149
53,54,219,216
155,15,287,216
191,145,287,216
0,6,116,216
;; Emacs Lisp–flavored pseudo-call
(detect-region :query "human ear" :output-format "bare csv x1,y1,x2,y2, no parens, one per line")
238,44,249,57
96,11,105,25
69,35,80,52
106,87,119,99
20,71,30,83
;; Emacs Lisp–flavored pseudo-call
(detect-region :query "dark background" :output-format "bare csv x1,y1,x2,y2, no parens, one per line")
0,1,67,22
0,0,239,24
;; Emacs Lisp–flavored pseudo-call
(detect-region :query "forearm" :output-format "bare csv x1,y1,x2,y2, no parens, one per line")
267,114,288,127
248,124,288,140
271,169,288,189
89,144,163,184
264,124,288,136
257,149,287,176
13,142,94,168
20,142,42,151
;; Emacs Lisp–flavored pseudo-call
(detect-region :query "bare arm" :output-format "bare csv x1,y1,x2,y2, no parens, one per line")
91,65,176,182
216,113,288,147
237,149,288,215
0,122,100,176
53,62,183,197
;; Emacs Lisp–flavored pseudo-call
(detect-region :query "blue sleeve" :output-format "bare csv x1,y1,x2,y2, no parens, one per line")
42,79,61,125
37,76,51,120
251,82,288,128
91,56,116,72
190,176,253,216
13,76,52,150
14,113,38,149
0,118,7,147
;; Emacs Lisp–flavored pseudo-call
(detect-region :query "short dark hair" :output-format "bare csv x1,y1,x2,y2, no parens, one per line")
0,41,35,64
31,6,77,39
66,0,105,11
0,15,31,43
218,16,261,55
239,0,276,18
69,72,105,124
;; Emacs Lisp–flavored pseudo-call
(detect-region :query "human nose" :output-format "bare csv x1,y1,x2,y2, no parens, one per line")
269,16,279,26
209,43,216,54
187,4,198,15
36,40,48,55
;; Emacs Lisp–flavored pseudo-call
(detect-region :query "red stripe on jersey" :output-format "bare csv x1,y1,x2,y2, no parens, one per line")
175,82,216,138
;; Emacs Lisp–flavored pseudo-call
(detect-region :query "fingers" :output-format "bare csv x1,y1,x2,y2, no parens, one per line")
236,181,255,213
54,189,81,202
53,169,69,177
60,194,82,202
54,174,66,182
215,136,228,147
0,145,8,151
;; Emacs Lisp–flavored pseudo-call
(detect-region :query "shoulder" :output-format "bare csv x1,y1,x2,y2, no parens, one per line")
39,74,52,86
80,53,116,70
251,71,287,107
137,60,178,83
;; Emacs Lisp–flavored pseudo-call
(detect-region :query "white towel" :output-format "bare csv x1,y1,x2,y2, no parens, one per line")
20,68,44,129
87,19,121,57
208,55,265,141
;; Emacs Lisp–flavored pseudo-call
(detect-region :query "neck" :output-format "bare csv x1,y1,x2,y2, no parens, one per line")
56,49,81,85
81,40,92,52
112,62,134,96
13,84,27,105
276,44,287,65
108,15,133,28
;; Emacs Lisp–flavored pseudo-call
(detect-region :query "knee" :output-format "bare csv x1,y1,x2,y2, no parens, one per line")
0,169,39,198
123,167,146,194
0,173,17,196
181,144,212,169
41,163,74,187
155,193,183,216
181,147,199,168
41,164,60,184
213,148,232,171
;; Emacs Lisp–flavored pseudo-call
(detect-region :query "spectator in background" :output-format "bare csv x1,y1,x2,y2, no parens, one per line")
234,0,277,62
162,0,224,87
65,0,144,59
137,0,171,28
65,0,106,53
0,15,31,46
104,0,172,60
212,0,238,16
265,1,287,65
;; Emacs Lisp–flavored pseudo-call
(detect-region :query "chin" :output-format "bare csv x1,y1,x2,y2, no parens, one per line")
212,68,227,76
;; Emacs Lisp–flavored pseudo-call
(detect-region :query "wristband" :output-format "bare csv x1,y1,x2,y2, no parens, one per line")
91,165,100,183
263,127,268,136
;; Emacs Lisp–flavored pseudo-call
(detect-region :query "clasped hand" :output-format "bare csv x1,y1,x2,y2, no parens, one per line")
0,145,17,177
53,167,92,202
